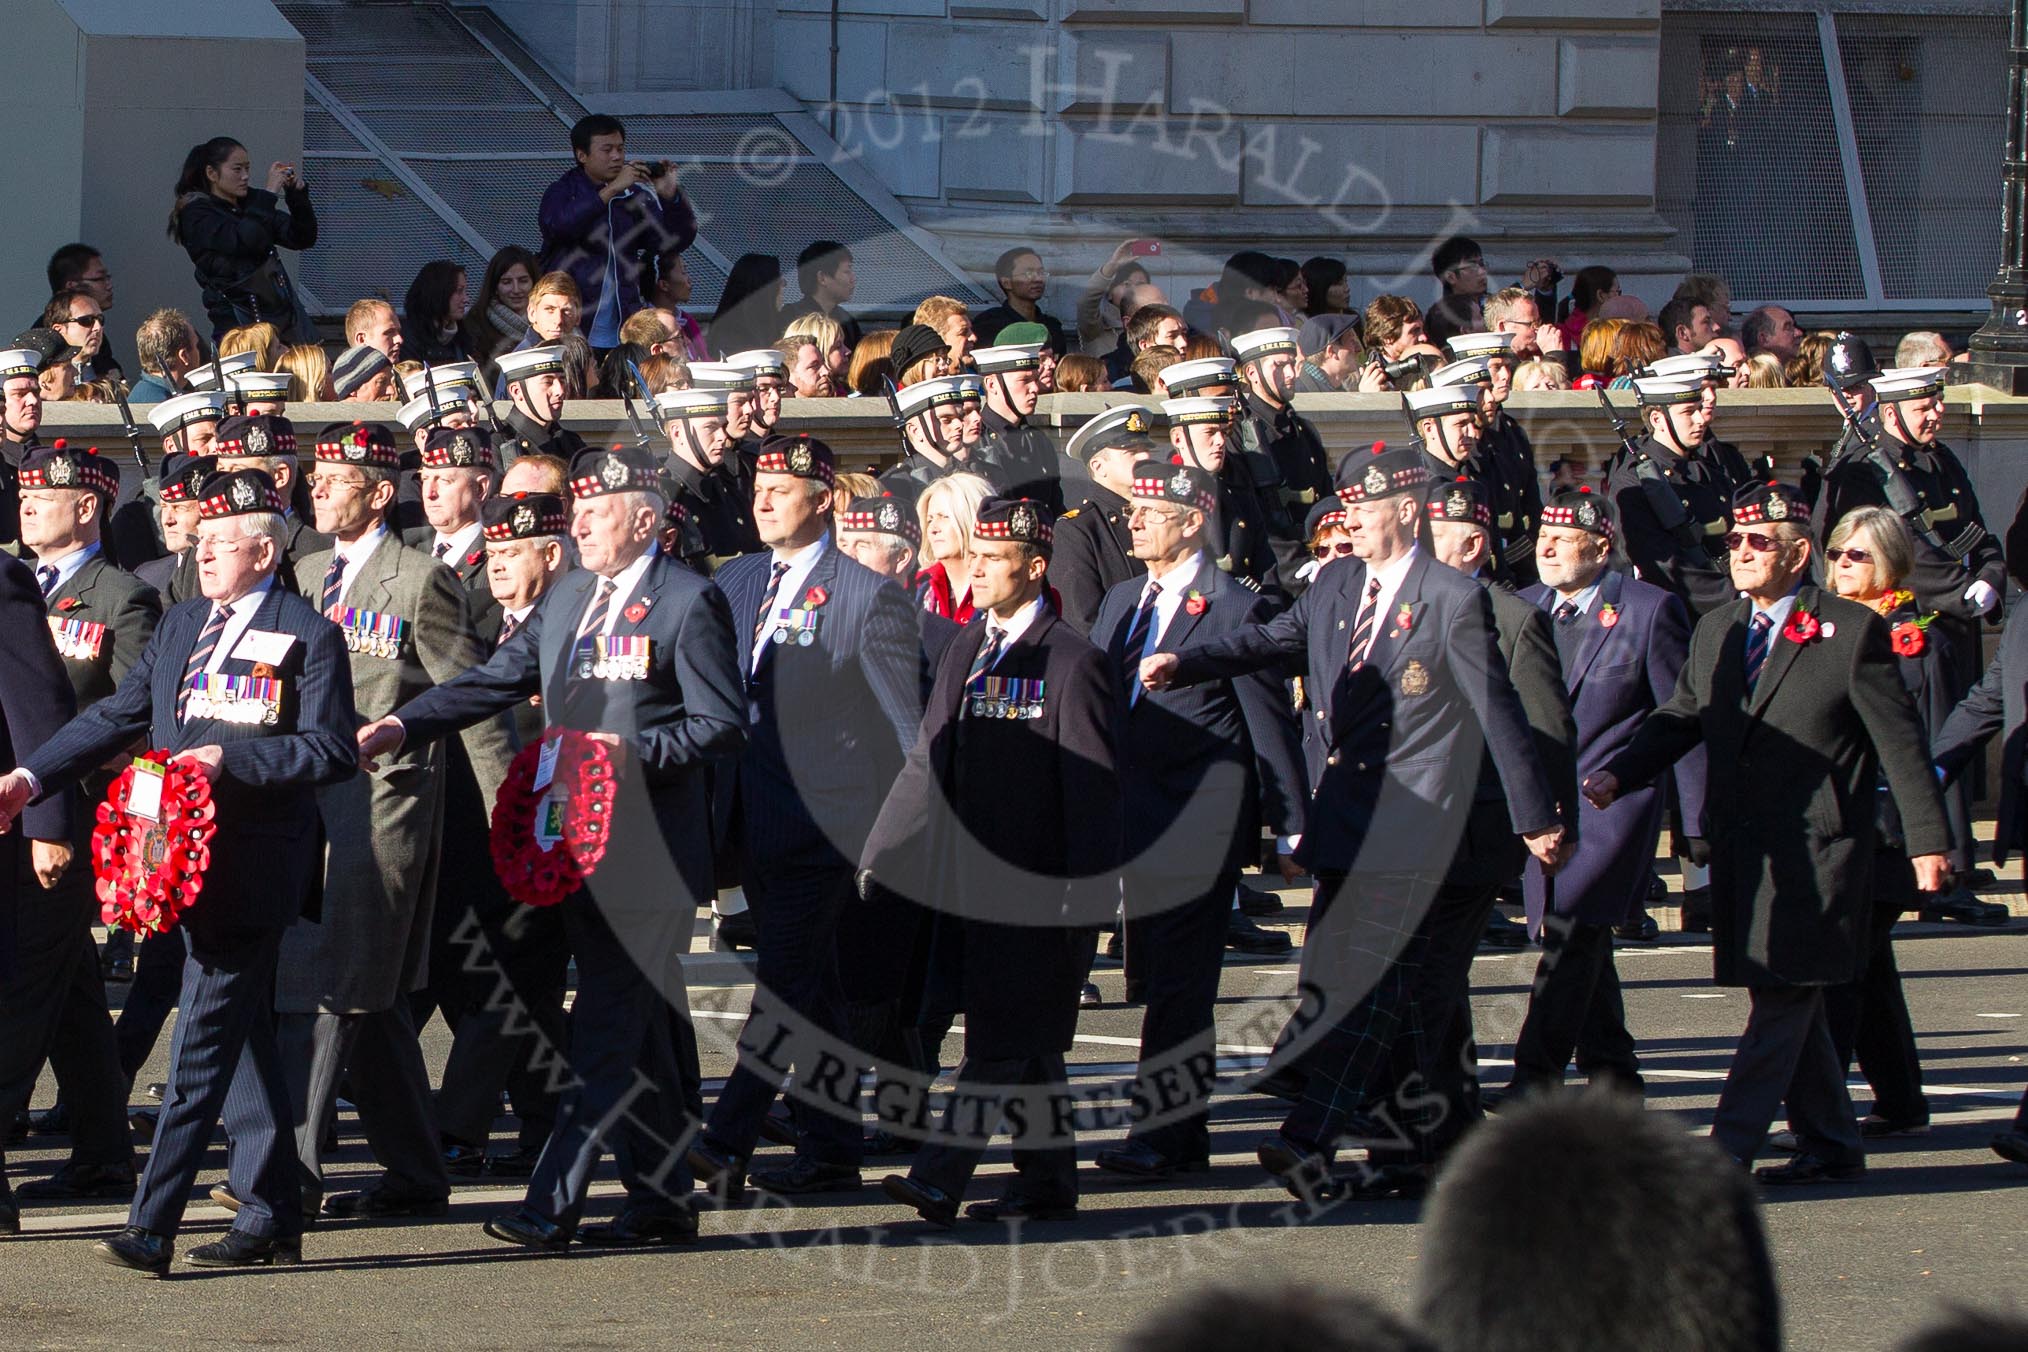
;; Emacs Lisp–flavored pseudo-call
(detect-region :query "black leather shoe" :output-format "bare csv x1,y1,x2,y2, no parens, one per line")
684,1142,747,1204
322,1186,449,1219
965,1194,1076,1223
1613,912,1660,944
17,1161,136,1201
27,1104,70,1136
757,1107,799,1148
712,910,759,953
443,1141,490,1178
0,1185,18,1236
208,1183,241,1212
1256,1133,1337,1201
881,1173,957,1228
483,1206,571,1251
1238,880,1285,916
1990,1129,2028,1165
185,1230,299,1268
865,1128,914,1157
1756,1154,1866,1185
1079,981,1103,1008
1919,888,2009,927
579,1204,698,1247
1857,1115,1929,1140
93,1227,171,1275
1482,913,1529,948
1094,1138,1209,1180
1678,887,1712,933
750,1157,863,1196
483,1146,542,1179
1227,912,1292,955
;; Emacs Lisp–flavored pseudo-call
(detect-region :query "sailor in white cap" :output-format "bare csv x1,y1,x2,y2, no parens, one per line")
0,346,46,545
1229,325,1327,584
227,371,297,418
1163,395,1279,597
1638,351,1764,498
182,350,260,400
880,375,984,503
971,342,1063,511
1426,350,1543,585
493,345,584,467
653,385,758,570
1602,376,1737,618
1155,355,1239,400
145,390,231,460
1826,364,2003,681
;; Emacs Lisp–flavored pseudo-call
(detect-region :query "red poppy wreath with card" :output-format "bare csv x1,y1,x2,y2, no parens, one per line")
490,729,617,907
91,752,217,934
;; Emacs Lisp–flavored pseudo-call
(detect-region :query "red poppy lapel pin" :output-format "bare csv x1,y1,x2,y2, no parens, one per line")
1184,589,1207,616
1598,602,1619,629
804,585,828,609
55,596,81,613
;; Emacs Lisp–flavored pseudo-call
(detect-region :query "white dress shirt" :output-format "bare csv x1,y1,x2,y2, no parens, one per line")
752,535,830,669
580,544,659,637
1128,551,1206,700
1356,545,1421,660
326,526,389,611
980,593,1046,664
428,520,483,566
205,575,280,674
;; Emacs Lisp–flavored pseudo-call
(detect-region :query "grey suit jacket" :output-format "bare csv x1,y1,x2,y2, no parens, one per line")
279,533,515,1014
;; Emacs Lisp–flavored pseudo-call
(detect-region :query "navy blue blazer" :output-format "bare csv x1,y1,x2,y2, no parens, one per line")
714,542,923,868
1170,549,1560,875
1520,570,1705,925
394,550,747,910
0,552,79,974
23,581,357,935
1093,561,1306,874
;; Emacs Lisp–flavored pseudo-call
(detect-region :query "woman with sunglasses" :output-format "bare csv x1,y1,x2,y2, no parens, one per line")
1813,506,1979,1144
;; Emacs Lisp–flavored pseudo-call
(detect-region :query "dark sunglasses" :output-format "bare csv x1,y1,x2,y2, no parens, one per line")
1824,546,1873,565
1311,542,1358,561
64,313,103,327
1724,530,1779,553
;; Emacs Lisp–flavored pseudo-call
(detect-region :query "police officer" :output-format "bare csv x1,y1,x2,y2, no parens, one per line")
1603,377,1737,618
1091,460,1306,1180
494,346,587,466
1164,395,1282,601
973,342,1064,510
652,385,759,573
1051,404,1157,634
1448,333,1545,586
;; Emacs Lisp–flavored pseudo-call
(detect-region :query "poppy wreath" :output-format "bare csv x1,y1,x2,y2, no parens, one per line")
91,752,217,934
489,729,617,907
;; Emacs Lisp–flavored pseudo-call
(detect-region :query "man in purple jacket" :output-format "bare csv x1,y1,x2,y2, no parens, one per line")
538,114,698,352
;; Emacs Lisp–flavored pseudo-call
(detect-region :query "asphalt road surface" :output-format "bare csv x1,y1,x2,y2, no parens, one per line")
2,899,2023,1352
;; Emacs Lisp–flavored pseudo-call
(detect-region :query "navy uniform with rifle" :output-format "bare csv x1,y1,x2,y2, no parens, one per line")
1447,333,1546,587
651,386,759,574
689,362,768,547
1226,327,1320,588
973,343,1066,512
879,375,991,505
1401,368,1538,587
493,346,587,468
1163,396,1283,603
1603,378,1737,618
1822,365,2003,690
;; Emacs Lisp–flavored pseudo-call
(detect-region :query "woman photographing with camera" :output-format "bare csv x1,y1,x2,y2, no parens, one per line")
168,136,318,344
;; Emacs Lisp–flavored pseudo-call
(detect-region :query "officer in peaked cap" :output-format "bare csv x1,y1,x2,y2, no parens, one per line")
1604,377,1738,619
1052,404,1159,634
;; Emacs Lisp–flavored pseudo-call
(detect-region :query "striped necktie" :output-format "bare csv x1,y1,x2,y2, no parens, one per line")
964,626,1007,712
36,565,57,598
1743,611,1775,689
177,604,231,721
320,555,346,615
497,612,519,646
577,576,617,640
753,560,791,657
1347,577,1383,668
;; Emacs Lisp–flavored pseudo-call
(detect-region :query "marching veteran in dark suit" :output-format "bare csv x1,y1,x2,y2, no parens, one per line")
0,468,357,1272
7,444,158,1208
0,550,80,1236
869,497,1123,1227
1511,488,1703,1096
1140,443,1568,1199
358,446,748,1251
273,421,513,1221
687,434,923,1200
403,423,504,636
1587,481,1950,1183
1091,461,1305,1181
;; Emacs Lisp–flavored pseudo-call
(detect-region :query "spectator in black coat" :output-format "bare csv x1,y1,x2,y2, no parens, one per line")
166,137,317,343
